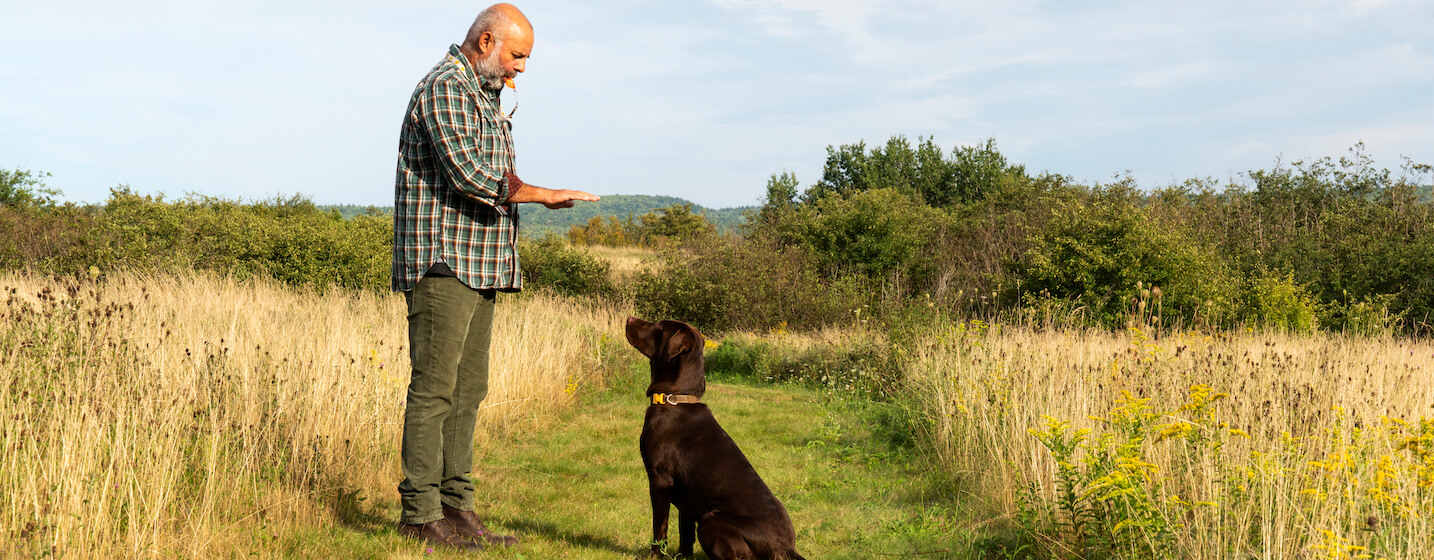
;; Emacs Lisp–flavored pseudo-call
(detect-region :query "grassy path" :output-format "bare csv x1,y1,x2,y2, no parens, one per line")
311,372,990,559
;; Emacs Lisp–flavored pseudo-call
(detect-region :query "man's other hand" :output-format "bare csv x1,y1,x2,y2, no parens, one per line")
505,172,600,209
537,189,601,209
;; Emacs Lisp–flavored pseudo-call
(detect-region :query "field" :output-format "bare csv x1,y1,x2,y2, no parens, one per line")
907,323,1434,559
4,265,1433,558
1,271,628,557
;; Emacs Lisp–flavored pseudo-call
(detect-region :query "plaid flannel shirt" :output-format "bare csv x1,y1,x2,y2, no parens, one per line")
392,44,522,292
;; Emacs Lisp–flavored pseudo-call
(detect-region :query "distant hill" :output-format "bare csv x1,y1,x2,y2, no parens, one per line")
322,205,392,219
521,195,753,237
319,195,753,237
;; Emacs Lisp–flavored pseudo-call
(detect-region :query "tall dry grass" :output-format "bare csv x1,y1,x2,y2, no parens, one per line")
0,271,631,558
910,322,1434,559
578,244,657,282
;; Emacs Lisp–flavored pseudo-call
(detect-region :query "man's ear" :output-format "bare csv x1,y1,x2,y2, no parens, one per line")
476,30,496,55
625,317,658,358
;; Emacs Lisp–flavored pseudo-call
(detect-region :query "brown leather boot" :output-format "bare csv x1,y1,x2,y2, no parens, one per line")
443,505,519,547
398,519,482,551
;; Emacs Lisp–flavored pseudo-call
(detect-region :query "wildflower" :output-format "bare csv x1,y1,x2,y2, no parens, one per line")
1156,422,1193,442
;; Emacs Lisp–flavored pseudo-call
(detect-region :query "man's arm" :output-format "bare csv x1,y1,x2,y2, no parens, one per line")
504,172,600,209
422,77,600,209
420,78,516,207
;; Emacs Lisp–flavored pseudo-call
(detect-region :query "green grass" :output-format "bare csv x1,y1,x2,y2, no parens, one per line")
269,367,993,559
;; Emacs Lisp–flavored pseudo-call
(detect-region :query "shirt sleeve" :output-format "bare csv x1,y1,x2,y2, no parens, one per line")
420,76,510,207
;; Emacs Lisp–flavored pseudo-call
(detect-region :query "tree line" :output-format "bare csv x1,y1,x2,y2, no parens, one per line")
4,136,1430,335
624,137,1434,335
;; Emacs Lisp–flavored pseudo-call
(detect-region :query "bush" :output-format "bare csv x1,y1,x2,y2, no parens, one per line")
1319,292,1403,336
637,203,714,243
1242,273,1318,333
630,233,869,333
0,168,60,209
566,215,638,246
0,205,102,272
517,234,613,298
789,188,948,280
1018,190,1239,328
1227,150,1434,333
91,190,391,292
802,136,1031,209
566,203,716,248
3,188,392,292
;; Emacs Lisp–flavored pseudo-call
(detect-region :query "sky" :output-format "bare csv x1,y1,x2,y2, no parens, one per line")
1,0,1431,209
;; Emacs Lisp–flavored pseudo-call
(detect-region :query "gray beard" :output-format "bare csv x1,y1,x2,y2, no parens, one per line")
474,49,506,91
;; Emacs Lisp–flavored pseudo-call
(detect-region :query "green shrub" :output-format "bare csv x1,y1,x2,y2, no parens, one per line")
637,203,714,243
630,252,725,329
5,188,392,292
790,188,948,279
1018,191,1239,328
754,172,800,229
518,234,613,298
1318,292,1404,336
1230,150,1434,333
566,215,638,246
0,205,102,272
802,136,1031,209
565,203,716,248
88,188,191,270
254,212,391,291
96,190,391,292
0,168,60,209
1242,273,1318,333
630,234,869,333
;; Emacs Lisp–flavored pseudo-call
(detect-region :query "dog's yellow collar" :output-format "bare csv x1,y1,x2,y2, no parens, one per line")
651,393,701,405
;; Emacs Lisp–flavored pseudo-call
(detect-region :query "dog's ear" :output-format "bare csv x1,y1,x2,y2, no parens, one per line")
661,321,702,360
625,316,659,358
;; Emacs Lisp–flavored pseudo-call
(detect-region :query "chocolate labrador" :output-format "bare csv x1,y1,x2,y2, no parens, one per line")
625,317,805,560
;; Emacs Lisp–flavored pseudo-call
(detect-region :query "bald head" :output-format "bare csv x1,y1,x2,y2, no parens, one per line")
460,3,535,90
464,3,532,48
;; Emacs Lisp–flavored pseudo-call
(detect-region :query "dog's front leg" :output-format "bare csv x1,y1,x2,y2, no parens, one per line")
676,507,697,557
648,481,673,557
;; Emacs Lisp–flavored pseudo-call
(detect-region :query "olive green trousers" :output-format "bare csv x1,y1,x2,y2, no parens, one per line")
397,276,496,525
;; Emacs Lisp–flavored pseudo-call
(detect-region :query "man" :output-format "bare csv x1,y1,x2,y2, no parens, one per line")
392,3,599,551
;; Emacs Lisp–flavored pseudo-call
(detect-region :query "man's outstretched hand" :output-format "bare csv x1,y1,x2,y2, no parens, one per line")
505,172,600,209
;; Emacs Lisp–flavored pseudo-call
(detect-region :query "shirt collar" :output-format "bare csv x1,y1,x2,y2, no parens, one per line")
447,44,502,101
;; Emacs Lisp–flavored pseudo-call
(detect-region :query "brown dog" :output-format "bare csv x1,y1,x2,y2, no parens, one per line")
625,317,805,560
